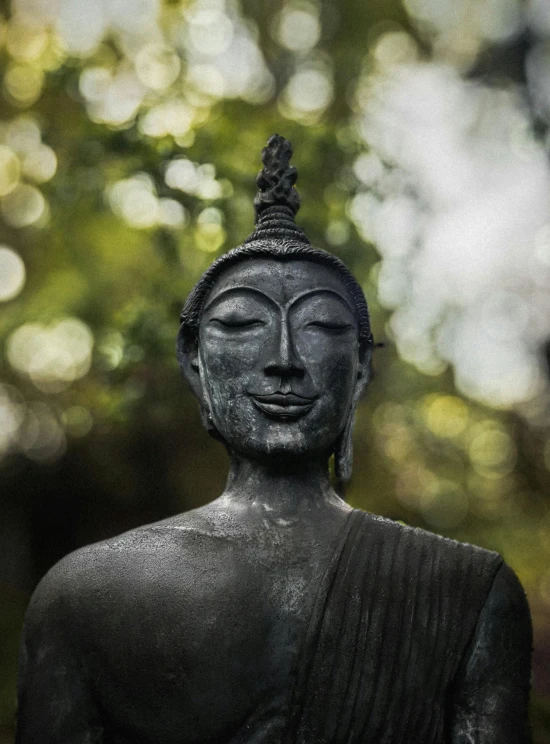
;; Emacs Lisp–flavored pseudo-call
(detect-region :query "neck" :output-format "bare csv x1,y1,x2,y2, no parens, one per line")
221,453,344,516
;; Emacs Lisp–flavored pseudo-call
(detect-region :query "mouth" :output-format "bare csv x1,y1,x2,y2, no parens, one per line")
249,392,317,420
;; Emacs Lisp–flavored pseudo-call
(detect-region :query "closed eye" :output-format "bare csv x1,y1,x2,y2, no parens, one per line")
307,321,354,331
210,318,265,329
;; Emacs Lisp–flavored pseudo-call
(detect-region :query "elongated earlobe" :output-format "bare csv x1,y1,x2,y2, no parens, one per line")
335,343,372,482
334,404,356,482
177,327,226,443
200,403,223,440
177,326,203,401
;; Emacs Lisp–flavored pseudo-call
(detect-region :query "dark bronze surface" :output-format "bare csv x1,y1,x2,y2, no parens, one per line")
15,135,532,743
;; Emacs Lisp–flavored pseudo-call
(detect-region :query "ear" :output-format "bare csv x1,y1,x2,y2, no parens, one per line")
176,326,203,401
355,339,373,399
334,340,373,483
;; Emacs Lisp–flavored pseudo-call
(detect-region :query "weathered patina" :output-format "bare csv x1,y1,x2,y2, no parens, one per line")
16,135,532,744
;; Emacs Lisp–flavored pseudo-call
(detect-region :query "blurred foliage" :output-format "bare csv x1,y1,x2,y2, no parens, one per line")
0,0,549,741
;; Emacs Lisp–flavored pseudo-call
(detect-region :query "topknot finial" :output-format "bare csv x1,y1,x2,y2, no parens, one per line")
243,134,308,246
254,134,300,222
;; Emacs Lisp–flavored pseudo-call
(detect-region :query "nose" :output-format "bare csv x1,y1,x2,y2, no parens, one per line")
264,318,304,379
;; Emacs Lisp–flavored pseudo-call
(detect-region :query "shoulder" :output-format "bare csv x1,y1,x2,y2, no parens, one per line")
400,517,500,562
354,511,505,628
362,511,502,571
25,511,240,631
30,522,176,595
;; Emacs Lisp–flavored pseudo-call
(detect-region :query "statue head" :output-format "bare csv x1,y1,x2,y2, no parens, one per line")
177,135,373,481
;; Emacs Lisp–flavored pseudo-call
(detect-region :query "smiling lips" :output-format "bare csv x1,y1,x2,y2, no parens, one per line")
250,392,317,420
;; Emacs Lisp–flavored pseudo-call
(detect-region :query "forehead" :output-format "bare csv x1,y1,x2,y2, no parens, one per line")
204,258,355,309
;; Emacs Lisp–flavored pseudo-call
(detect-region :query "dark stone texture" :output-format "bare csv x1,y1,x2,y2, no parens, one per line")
16,135,532,743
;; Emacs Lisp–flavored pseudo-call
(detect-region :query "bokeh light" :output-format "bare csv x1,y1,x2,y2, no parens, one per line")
7,318,94,392
106,173,189,230
2,183,45,226
5,116,41,152
22,144,57,183
164,158,224,200
186,8,234,56
195,206,226,253
6,22,48,62
138,101,194,139
279,64,333,124
0,145,21,196
134,43,181,90
423,395,468,439
0,246,26,301
275,2,321,53
4,63,44,106
107,174,159,229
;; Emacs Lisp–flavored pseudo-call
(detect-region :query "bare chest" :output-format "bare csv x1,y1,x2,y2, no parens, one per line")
88,532,328,743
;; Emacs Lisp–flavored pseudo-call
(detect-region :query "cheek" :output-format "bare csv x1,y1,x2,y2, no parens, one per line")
322,358,357,426
198,334,263,440
199,332,263,384
297,336,358,398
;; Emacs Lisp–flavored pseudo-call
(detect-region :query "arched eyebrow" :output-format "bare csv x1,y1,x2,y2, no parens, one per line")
287,288,356,314
202,286,279,313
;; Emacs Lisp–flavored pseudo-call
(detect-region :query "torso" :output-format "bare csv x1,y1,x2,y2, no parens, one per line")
69,499,352,744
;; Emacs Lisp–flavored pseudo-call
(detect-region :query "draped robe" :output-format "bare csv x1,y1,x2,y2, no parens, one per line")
283,509,503,744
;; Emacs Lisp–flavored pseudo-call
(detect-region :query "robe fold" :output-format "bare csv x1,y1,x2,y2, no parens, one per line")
283,509,502,744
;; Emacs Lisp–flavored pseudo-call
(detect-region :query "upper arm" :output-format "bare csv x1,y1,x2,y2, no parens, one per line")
448,562,533,744
16,557,104,744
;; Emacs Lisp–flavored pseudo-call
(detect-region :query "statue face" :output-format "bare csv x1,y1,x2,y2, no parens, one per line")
196,258,365,461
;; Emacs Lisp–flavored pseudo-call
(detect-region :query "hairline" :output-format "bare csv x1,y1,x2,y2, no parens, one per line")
178,241,373,347
203,283,357,319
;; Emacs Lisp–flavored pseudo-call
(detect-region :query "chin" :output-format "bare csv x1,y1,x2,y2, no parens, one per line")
231,425,335,463
212,400,343,462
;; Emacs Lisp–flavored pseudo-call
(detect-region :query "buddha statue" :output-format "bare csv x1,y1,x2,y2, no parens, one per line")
16,135,532,744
